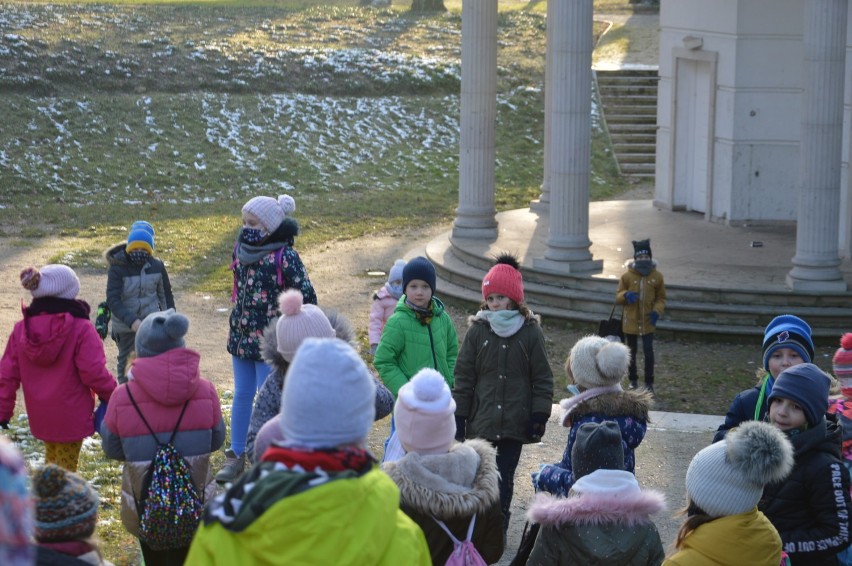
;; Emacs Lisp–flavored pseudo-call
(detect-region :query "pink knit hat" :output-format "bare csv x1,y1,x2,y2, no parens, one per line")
834,333,852,379
481,253,524,305
20,265,80,300
276,290,335,362
394,368,456,455
242,194,296,233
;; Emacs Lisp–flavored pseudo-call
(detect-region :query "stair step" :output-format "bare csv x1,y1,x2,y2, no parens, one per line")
605,115,657,125
613,143,657,153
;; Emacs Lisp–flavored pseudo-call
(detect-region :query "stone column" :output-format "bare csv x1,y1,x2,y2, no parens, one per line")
530,0,553,212
787,0,849,291
534,0,602,273
452,0,498,240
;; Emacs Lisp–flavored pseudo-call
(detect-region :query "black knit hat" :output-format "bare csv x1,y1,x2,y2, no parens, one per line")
571,421,625,480
632,239,652,259
402,256,437,294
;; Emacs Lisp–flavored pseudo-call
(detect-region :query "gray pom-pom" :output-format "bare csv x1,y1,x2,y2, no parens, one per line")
726,420,794,486
164,312,189,339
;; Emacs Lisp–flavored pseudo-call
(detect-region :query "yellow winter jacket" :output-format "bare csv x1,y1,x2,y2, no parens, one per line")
616,260,666,335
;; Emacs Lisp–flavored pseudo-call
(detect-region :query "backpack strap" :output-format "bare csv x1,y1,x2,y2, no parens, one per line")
127,385,190,444
229,242,240,302
432,514,477,544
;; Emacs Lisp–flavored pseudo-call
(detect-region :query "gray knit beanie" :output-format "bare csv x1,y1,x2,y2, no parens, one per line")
571,421,625,480
686,421,793,518
135,309,189,358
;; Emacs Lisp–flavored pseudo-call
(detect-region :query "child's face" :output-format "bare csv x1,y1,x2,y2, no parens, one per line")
485,293,513,312
769,397,807,431
768,347,805,378
405,279,432,308
635,253,651,261
242,211,264,230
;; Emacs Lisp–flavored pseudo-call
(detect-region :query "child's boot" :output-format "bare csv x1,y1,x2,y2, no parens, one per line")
215,449,245,483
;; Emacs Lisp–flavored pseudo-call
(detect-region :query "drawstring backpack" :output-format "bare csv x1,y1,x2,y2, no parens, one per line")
432,514,487,566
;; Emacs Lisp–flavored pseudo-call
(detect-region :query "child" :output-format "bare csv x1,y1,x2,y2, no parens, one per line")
105,220,175,384
369,258,406,355
382,368,504,565
714,314,815,442
528,421,666,565
665,421,793,566
615,238,666,394
187,338,431,565
453,253,553,532
100,309,225,566
32,464,114,565
759,363,852,564
829,332,852,566
220,194,318,483
373,256,458,396
245,290,393,463
0,436,33,566
533,335,651,497
0,265,116,472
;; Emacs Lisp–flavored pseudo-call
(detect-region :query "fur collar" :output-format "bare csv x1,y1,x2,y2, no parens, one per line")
528,486,666,527
382,438,500,517
566,390,652,423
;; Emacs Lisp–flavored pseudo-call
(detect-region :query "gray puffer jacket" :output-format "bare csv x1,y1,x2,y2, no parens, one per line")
104,242,174,332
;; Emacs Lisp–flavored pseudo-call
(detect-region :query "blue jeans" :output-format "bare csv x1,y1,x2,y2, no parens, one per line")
230,356,271,456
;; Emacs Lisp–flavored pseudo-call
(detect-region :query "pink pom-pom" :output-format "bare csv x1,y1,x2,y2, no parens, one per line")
278,289,304,317
841,333,852,350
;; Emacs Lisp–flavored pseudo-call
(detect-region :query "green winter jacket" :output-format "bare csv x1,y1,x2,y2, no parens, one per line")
185,463,430,566
373,296,458,397
615,260,666,336
453,315,554,443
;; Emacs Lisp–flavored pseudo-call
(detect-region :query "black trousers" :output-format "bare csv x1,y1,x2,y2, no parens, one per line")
626,332,655,384
492,438,524,532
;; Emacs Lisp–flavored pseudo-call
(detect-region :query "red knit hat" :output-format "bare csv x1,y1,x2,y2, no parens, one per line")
481,253,524,305
834,333,852,379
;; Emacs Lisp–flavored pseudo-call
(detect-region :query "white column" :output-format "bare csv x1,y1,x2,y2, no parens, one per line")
534,0,602,274
787,0,849,291
531,0,553,212
452,0,498,240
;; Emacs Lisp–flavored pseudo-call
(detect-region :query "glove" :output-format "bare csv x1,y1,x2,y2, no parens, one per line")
624,291,639,304
0,420,9,430
93,401,108,434
526,412,549,441
369,343,378,356
531,463,548,491
94,301,111,340
455,415,467,442
650,311,659,325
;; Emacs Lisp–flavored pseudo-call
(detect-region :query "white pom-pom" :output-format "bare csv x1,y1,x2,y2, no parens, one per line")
726,421,794,485
410,369,447,402
279,194,296,215
595,341,630,381
278,289,304,317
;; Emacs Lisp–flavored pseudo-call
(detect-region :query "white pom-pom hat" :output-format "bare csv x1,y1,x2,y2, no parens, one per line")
394,368,456,455
242,194,296,233
568,335,630,389
275,290,335,362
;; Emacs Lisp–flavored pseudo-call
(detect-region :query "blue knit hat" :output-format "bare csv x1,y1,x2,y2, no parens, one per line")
762,315,814,370
402,256,436,294
126,220,155,255
768,363,831,427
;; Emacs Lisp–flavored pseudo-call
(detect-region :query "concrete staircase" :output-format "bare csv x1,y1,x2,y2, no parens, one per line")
595,69,658,179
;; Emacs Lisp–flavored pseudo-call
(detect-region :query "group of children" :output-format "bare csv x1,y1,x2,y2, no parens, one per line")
1,205,851,566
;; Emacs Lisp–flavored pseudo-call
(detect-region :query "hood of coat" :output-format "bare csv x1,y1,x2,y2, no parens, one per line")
260,307,357,375
528,469,666,527
382,438,500,518
567,390,652,423
19,312,74,366
104,242,130,266
787,413,842,460
625,258,658,272
127,348,201,405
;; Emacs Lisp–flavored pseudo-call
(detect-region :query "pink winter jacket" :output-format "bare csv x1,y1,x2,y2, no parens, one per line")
369,286,398,345
0,308,116,442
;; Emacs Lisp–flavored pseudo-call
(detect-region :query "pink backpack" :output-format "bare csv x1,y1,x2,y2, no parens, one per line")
433,514,487,566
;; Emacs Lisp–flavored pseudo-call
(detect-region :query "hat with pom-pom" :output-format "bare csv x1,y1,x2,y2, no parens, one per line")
568,335,630,389
768,363,831,427
761,314,814,371
686,421,793,518
33,464,99,543
834,333,852,380
280,338,376,449
402,256,437,294
242,194,296,234
21,265,80,300
135,309,189,358
482,253,524,305
571,421,625,480
394,368,456,455
275,290,335,362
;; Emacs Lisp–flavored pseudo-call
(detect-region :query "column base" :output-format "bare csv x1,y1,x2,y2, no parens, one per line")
785,273,848,292
530,199,549,213
533,256,603,275
452,224,498,240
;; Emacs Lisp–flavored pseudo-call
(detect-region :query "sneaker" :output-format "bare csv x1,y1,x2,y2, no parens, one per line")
628,380,638,390
215,449,245,483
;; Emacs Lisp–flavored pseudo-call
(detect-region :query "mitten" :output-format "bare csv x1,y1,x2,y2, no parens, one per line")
455,415,467,442
0,420,9,430
650,311,659,325
369,343,378,356
531,463,548,491
526,412,549,440
624,291,639,304
95,301,111,340
93,401,108,434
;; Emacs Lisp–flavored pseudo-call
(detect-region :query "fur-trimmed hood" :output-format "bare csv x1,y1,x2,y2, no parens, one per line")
563,389,652,425
260,307,357,375
529,470,666,527
382,438,500,518
104,241,130,266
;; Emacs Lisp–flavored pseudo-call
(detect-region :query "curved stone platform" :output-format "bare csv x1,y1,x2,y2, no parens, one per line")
425,201,852,341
